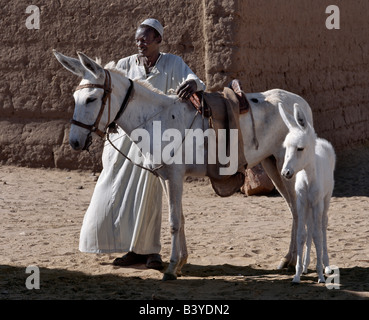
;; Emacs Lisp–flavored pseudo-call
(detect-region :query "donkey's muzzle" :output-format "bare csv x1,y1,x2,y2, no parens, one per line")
69,138,82,151
69,133,92,151
281,168,294,180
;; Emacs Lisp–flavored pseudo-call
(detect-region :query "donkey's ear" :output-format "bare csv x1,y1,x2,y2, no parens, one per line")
278,102,296,131
53,50,85,77
77,52,104,79
293,103,309,131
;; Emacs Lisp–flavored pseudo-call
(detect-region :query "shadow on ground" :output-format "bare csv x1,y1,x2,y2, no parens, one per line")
1,263,368,300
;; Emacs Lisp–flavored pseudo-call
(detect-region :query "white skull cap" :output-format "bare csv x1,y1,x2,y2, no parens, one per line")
140,18,164,38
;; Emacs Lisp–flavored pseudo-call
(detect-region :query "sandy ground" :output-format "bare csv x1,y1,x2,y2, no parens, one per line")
0,146,368,301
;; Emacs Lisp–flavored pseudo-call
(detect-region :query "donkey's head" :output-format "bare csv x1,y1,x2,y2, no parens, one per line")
278,103,316,179
53,50,110,151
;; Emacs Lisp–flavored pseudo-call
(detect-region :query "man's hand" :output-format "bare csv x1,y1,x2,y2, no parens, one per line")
176,79,197,100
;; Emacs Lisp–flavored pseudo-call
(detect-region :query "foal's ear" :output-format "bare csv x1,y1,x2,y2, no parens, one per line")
278,102,295,131
77,51,104,79
53,50,85,77
293,103,309,131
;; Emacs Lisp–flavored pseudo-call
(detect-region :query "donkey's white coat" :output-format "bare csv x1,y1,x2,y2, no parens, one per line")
279,103,336,283
54,50,315,280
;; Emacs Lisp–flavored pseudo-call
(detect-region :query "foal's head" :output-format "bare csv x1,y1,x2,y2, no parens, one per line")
279,103,316,179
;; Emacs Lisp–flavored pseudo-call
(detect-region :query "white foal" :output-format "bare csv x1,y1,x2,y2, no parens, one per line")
279,103,336,284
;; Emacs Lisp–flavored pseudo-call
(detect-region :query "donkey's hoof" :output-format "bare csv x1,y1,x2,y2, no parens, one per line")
277,259,287,270
318,278,326,284
292,276,300,284
162,273,177,281
278,257,295,270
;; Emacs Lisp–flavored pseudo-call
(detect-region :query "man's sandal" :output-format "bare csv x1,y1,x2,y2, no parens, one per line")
113,252,147,266
146,254,164,270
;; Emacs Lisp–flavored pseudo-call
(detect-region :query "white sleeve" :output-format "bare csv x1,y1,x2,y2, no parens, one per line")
116,57,130,76
174,56,206,91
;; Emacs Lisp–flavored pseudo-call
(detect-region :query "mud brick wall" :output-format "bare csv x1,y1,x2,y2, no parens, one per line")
230,0,369,151
0,0,206,170
1,1,368,170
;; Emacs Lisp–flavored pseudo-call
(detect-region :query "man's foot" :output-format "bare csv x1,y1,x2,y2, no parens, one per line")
113,252,147,266
146,254,164,270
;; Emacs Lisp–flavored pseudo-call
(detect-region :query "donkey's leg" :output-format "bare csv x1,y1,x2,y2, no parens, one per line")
163,179,183,281
176,207,188,277
261,157,297,269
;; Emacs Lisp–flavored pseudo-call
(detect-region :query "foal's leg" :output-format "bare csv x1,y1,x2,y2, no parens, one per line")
322,195,331,274
303,214,313,274
312,202,325,283
163,178,183,281
261,157,297,269
292,198,307,283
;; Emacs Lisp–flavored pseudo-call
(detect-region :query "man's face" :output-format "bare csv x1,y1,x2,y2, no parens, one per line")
135,26,161,57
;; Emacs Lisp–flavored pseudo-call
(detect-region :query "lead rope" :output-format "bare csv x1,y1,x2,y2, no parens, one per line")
105,132,162,177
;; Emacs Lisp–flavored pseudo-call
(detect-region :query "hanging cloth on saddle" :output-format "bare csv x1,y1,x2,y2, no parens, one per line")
190,88,248,197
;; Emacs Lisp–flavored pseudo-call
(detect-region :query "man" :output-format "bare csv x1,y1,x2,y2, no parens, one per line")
79,19,205,270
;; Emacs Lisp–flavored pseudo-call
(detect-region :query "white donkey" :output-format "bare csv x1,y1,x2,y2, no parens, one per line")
279,102,336,283
53,50,314,280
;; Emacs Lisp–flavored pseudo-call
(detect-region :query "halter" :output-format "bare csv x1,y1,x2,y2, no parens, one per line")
71,69,134,149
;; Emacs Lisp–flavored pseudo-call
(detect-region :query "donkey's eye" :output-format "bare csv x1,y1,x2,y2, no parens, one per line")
297,147,304,152
86,97,97,104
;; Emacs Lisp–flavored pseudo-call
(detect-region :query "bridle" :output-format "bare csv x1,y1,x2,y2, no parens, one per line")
71,69,134,150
